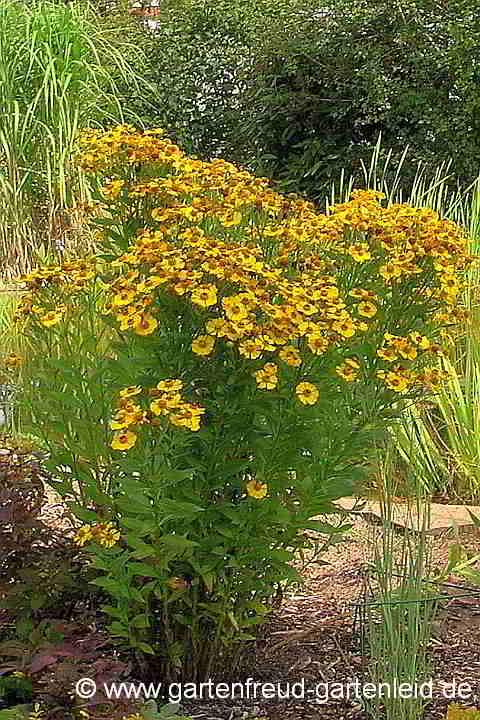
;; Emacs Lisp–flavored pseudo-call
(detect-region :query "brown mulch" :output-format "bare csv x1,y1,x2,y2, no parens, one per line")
182,519,480,720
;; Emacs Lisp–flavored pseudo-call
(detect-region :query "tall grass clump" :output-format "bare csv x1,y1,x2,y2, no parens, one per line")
384,175,480,502
0,0,149,280
364,451,437,720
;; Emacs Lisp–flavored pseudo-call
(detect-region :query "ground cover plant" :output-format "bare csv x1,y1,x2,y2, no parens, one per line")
2,123,474,698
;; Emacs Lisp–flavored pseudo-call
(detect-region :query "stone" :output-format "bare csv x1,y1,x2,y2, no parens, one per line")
334,497,480,535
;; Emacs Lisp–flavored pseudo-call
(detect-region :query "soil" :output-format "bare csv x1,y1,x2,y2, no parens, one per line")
177,517,480,720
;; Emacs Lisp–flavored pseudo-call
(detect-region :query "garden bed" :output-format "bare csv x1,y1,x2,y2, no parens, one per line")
2,441,480,720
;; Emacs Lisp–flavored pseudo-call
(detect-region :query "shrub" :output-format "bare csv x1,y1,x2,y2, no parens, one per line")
237,0,480,203
116,0,480,205
0,448,84,628
11,125,475,682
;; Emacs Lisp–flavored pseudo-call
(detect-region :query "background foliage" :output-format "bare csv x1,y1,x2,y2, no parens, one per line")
125,0,480,205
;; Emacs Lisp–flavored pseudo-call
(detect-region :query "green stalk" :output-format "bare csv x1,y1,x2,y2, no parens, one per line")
365,448,437,720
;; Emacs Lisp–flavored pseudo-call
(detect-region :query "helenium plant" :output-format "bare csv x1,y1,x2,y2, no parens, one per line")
10,125,476,682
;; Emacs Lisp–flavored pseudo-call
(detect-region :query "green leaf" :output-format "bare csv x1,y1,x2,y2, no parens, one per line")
108,621,130,638
268,549,294,562
130,614,150,629
115,494,153,511
161,469,195,487
156,499,204,519
102,605,126,620
91,577,130,599
129,562,160,578
69,505,100,523
136,642,155,654
157,535,199,551
121,517,157,536
126,536,156,558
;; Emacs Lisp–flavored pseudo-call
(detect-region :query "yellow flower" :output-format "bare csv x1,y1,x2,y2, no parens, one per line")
307,334,328,355
191,284,218,308
111,430,137,451
254,363,278,390
109,414,133,430
336,359,360,381
332,319,356,338
377,370,411,393
133,313,158,336
103,179,125,199
39,310,64,327
73,525,93,547
119,386,142,398
379,263,403,281
150,397,171,416
246,479,268,499
395,340,417,361
91,521,121,548
376,347,398,362
357,302,377,318
205,318,227,336
169,405,205,431
239,339,264,359
279,346,302,367
192,335,215,356
4,353,22,368
156,379,183,392
295,382,319,405
222,296,248,323
112,289,137,307
409,332,431,350
348,243,372,263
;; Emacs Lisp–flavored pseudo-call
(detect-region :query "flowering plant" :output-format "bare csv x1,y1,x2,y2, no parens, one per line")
12,125,474,681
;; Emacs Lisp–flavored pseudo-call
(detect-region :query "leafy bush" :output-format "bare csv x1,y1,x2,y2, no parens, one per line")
0,448,86,627
11,125,474,682
239,0,480,202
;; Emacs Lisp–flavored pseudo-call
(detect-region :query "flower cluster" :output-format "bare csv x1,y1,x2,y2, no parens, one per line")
110,380,206,450
13,257,99,325
14,127,476,447
73,521,120,548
